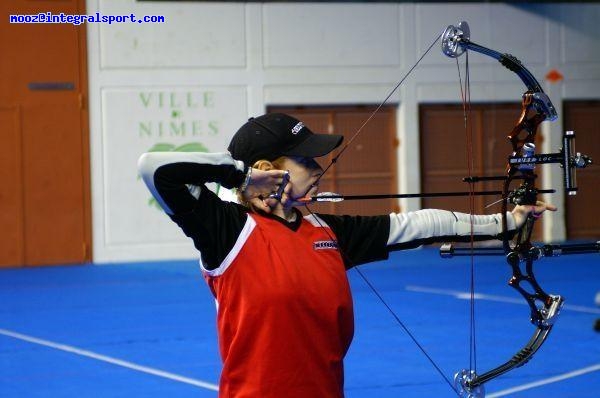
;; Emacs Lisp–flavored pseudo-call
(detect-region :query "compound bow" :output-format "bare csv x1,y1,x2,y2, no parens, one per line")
437,21,594,397
304,21,596,398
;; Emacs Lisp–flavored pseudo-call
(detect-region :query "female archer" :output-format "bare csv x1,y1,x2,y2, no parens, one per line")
138,112,555,398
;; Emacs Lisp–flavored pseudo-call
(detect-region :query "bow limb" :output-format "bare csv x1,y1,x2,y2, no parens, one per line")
460,211,564,391
442,21,557,122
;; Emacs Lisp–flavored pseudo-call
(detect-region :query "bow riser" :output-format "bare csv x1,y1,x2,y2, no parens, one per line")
508,94,547,155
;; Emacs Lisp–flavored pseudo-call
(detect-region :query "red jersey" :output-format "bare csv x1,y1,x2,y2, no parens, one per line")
138,151,509,398
203,213,353,398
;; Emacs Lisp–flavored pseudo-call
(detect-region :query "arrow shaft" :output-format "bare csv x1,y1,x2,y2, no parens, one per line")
311,189,556,202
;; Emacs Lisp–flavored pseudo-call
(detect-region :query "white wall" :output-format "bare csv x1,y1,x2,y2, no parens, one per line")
86,1,600,263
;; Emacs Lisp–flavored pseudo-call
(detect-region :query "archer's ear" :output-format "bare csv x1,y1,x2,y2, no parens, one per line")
249,197,274,213
253,160,275,171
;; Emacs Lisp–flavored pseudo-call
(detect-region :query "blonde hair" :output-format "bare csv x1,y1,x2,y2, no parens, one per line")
237,157,287,210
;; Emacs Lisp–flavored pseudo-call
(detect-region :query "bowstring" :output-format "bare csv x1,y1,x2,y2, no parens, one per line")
298,29,462,396
308,32,441,194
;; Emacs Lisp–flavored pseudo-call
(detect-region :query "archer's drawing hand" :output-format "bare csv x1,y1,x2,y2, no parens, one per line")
241,168,287,200
512,201,558,228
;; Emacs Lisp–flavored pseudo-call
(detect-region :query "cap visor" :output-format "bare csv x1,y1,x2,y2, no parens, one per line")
284,134,343,158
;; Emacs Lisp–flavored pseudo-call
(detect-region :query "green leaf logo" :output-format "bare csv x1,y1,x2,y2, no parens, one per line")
147,143,176,152
173,142,209,152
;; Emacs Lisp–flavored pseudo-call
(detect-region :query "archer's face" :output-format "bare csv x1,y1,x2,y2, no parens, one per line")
280,156,323,201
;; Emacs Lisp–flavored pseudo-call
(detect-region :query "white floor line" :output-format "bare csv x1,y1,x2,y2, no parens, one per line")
405,285,600,314
487,363,600,397
0,328,219,391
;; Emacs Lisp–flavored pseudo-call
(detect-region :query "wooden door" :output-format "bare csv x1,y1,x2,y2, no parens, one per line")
0,0,91,267
268,106,398,216
563,101,600,240
419,103,544,240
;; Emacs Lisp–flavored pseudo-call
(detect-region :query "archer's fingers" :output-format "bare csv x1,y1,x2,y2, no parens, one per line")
279,179,293,206
266,169,289,181
534,201,557,211
531,201,557,218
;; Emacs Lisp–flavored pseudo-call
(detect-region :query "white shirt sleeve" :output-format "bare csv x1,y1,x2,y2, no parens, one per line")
137,151,245,215
387,209,516,246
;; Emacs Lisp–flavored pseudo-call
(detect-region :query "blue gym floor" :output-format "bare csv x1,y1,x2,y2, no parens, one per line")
1,247,598,397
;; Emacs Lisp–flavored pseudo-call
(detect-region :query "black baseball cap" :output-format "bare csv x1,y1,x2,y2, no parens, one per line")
228,113,343,166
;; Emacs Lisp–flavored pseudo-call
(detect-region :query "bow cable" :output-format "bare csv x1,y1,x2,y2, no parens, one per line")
303,205,460,395
308,32,441,194
456,49,479,381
